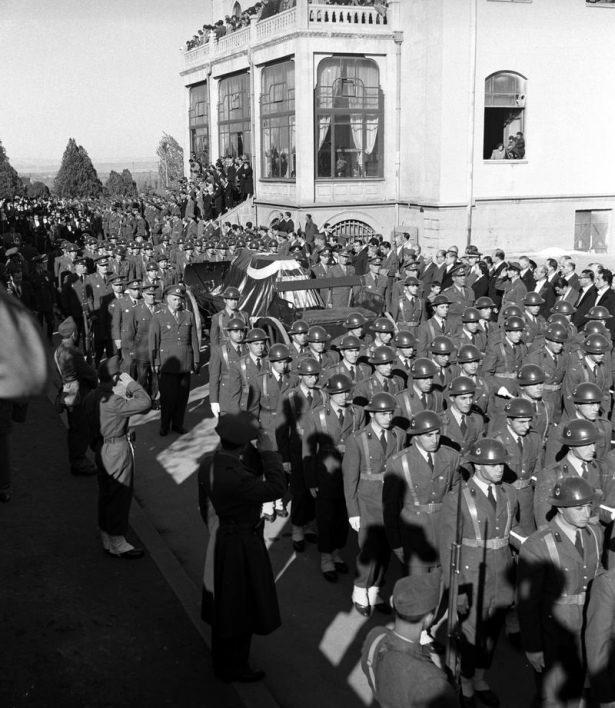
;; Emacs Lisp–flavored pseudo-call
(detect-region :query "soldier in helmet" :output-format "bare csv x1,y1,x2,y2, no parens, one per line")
416,293,452,357
454,307,487,352
395,358,444,429
563,334,612,418
522,291,547,347
474,295,497,342
439,438,521,707
584,305,613,338
367,317,396,359
209,286,250,349
227,328,270,417
428,336,455,393
442,264,474,333
551,300,579,342
354,346,405,408
277,357,323,552
209,318,247,418
483,315,528,416
383,409,461,575
512,364,553,446
288,319,309,361
343,392,405,616
490,397,542,534
391,330,416,386
451,344,490,418
303,374,365,582
388,275,425,335
440,377,485,459
304,326,339,371
518,476,603,707
322,335,371,394
331,312,373,351
524,323,567,422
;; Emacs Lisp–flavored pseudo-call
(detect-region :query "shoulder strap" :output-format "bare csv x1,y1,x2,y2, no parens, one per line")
463,486,482,540
364,632,388,693
544,533,560,567
360,430,372,475
401,455,420,505
588,525,600,571
318,408,328,433
53,349,62,377
221,346,230,369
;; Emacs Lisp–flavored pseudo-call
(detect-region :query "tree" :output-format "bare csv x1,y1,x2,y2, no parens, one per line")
26,181,50,198
0,140,24,199
156,133,184,188
105,168,137,197
54,138,103,198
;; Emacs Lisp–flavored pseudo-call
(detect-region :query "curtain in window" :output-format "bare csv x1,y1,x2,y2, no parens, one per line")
365,116,378,155
350,114,363,174
318,116,331,149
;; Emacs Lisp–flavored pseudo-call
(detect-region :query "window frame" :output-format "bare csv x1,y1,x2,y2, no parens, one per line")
482,70,527,163
260,59,296,181
218,72,252,159
189,81,210,165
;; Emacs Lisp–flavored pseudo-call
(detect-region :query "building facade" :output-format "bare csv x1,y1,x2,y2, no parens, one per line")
181,0,615,253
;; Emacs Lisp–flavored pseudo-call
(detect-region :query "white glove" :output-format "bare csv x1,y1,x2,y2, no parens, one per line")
497,386,513,398
349,516,361,532
283,462,291,473
210,402,220,417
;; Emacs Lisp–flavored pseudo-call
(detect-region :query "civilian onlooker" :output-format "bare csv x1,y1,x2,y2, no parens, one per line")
490,143,505,160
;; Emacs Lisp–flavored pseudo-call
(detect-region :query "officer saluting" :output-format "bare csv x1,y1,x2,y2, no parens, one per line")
149,284,200,436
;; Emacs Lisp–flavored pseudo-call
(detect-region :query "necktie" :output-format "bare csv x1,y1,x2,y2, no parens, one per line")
382,379,389,393
337,409,344,428
575,530,584,558
460,414,467,436
517,436,524,459
420,393,427,408
581,461,588,477
349,366,356,381
487,485,497,510
379,430,387,453
306,391,313,407
593,364,600,382
256,357,262,372
426,452,434,472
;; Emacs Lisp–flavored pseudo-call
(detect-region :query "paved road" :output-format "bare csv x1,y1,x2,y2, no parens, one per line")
129,367,535,708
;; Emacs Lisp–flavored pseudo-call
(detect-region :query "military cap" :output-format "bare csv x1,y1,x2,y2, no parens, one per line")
410,358,439,379
551,476,595,508
222,286,241,300
551,301,575,316
156,254,169,263
95,256,109,266
404,276,420,287
451,265,468,278
338,335,362,350
430,336,454,355
457,344,482,363
325,373,353,395
371,317,395,334
365,392,397,413
289,319,309,335
268,343,292,362
244,327,269,343
467,438,507,465
545,324,568,343
547,313,568,328
393,330,416,349
98,355,121,382
369,256,383,266
474,296,496,309
74,257,87,267
406,263,420,273
408,410,441,435
584,321,608,338
584,333,610,354
504,315,525,331
109,276,125,286
164,285,186,298
559,419,598,446
66,243,79,253
432,294,451,306
146,261,158,271
226,317,247,331
369,346,396,365
586,305,613,321
343,312,368,329
517,364,546,386
142,285,157,296
507,261,521,272
58,316,77,339
523,292,545,306
126,279,142,290
143,242,154,250
307,325,330,343
296,357,321,376
462,307,481,323
215,411,260,445
504,397,534,418
115,247,127,256
573,382,602,404
448,376,476,397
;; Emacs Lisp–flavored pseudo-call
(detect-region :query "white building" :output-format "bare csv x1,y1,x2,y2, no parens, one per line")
180,0,615,253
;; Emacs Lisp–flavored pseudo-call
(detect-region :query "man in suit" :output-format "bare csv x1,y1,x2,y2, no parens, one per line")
519,256,536,291
594,268,615,338
545,258,560,287
530,264,555,319
561,258,580,291
571,268,597,328
420,250,446,294
488,249,508,308
553,276,578,309
440,250,459,290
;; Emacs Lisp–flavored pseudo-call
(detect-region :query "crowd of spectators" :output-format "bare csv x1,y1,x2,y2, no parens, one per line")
490,131,526,160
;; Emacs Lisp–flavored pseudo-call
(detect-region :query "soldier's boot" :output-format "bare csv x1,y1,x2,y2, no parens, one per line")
352,585,370,617
332,550,348,574
106,535,144,560
261,501,276,523
320,553,337,583
473,669,499,707
304,519,318,544
100,529,111,551
291,525,305,552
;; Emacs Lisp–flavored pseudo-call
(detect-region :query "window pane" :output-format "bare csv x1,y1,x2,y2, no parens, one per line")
189,82,208,127
260,60,296,179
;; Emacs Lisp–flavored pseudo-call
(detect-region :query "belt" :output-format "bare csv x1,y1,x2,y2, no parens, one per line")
360,472,384,483
494,373,516,379
553,592,586,606
409,502,443,513
543,383,562,391
403,321,420,327
103,434,130,444
462,536,509,550
513,478,533,490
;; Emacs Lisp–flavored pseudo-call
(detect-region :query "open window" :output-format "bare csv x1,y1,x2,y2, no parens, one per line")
483,71,527,160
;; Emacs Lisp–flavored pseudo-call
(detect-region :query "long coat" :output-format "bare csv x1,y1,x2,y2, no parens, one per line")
209,342,245,413
586,568,615,704
149,306,200,374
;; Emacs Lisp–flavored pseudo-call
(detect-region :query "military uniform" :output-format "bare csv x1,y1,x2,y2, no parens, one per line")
149,306,200,433
442,284,474,332
482,338,527,414
453,328,488,355
586,568,615,705
84,271,112,361
500,278,528,310
126,300,159,403
322,360,371,398
383,442,460,573
389,293,424,334
354,373,405,409
440,408,485,459
394,387,444,430
227,354,270,417
544,413,611,465
524,346,565,421
416,317,452,358
209,308,250,349
209,342,245,415
563,356,612,418
111,294,139,375
343,423,405,603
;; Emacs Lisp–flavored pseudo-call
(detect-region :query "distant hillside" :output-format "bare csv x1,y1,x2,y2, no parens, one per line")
14,158,158,174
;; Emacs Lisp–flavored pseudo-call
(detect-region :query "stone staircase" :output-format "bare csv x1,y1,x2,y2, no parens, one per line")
219,195,255,226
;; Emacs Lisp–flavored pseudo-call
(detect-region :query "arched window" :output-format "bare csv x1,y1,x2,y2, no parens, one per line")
483,71,527,160
218,71,251,158
261,59,295,180
315,57,383,179
189,81,209,165
331,219,375,239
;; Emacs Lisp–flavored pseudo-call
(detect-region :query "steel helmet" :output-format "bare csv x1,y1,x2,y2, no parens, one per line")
551,301,576,316
548,314,569,328
268,343,292,362
307,325,331,343
586,305,613,321
325,373,353,395
502,304,523,319
517,364,546,386
504,397,535,418
558,419,599,446
584,333,610,354
338,335,362,350
408,410,441,436
296,357,322,376
394,330,416,349
523,292,545,306
504,315,525,332
430,336,454,355
467,438,507,465
462,307,481,323
411,358,439,379
371,317,395,334
226,317,247,331
289,319,309,335
344,312,368,329
475,296,496,309
457,344,482,364
545,324,568,343
448,376,476,396
369,345,396,365
550,476,595,508
584,321,608,337
365,392,397,413
572,382,602,404
244,327,269,343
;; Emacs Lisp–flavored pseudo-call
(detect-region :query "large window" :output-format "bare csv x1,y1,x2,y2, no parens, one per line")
218,72,251,158
315,57,383,179
483,72,527,160
261,60,296,179
189,82,209,165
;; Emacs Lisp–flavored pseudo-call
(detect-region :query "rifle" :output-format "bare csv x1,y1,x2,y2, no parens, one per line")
82,310,95,364
445,482,464,686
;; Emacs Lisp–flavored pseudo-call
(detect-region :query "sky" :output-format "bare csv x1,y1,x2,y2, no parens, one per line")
0,0,211,167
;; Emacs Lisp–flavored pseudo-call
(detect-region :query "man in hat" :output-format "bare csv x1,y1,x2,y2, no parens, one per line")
126,284,160,408
149,284,200,436
362,255,388,309
209,286,249,349
354,345,405,409
499,261,528,311
111,279,142,375
83,356,150,558
323,335,371,396
389,275,425,335
84,255,112,363
197,412,286,683
518,476,603,707
395,358,444,427
442,265,474,333
440,377,485,458
329,248,357,308
416,294,452,357
563,333,612,419
361,571,458,708
227,327,270,417
288,319,309,361
54,316,98,476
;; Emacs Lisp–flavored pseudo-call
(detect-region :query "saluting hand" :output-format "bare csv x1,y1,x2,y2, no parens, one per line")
348,516,360,533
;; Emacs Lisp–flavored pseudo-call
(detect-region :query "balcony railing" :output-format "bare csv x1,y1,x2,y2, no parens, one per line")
182,2,391,72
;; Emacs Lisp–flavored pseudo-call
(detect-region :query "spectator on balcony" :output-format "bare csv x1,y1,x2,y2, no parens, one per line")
238,158,254,200
515,132,526,159
490,143,505,160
